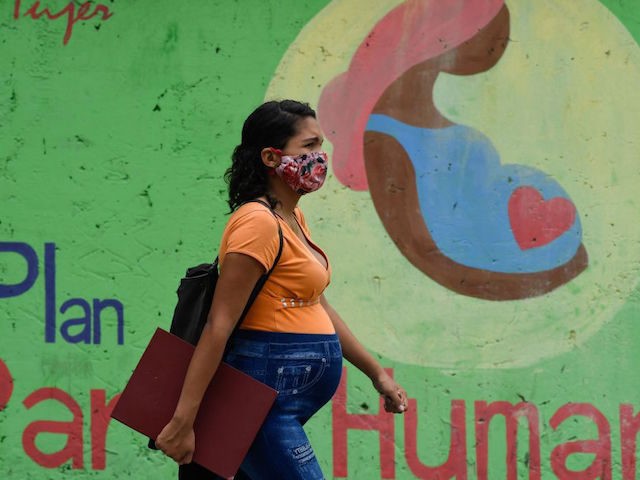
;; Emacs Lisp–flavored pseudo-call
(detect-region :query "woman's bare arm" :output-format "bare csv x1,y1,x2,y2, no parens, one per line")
320,295,407,414
155,253,264,464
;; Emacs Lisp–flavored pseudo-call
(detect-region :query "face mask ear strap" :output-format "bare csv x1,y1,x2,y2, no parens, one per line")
269,147,283,155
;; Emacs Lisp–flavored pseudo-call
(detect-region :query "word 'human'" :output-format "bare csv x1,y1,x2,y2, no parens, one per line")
13,0,113,45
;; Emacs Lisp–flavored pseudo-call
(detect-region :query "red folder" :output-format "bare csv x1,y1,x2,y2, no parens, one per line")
111,328,277,478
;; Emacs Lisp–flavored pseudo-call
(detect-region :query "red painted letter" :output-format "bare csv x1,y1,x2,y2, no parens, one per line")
0,359,13,411
332,368,395,478
620,404,640,480
25,1,71,20
90,390,120,470
22,387,84,469
405,398,467,479
550,403,611,480
475,401,541,480
63,3,114,45
93,4,113,20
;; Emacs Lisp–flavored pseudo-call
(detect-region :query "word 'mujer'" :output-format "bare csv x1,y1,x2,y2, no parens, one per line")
13,0,113,45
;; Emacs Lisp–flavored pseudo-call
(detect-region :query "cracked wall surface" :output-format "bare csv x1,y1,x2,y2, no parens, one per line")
1,1,640,478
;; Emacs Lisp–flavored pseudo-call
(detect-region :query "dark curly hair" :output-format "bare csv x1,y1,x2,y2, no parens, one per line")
224,100,317,212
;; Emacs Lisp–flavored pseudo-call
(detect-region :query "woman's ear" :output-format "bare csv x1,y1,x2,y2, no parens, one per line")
261,147,281,168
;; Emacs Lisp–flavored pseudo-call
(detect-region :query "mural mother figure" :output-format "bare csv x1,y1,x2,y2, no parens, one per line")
319,0,587,301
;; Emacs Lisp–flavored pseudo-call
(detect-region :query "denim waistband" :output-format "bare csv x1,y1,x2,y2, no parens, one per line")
229,329,342,359
234,329,339,344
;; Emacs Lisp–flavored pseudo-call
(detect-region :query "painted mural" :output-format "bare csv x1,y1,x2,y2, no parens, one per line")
1,0,640,479
320,0,587,301
268,0,640,369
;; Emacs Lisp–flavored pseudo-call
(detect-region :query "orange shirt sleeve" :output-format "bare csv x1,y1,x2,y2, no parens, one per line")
223,208,280,271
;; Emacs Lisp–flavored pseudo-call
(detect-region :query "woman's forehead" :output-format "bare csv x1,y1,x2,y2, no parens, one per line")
293,117,323,140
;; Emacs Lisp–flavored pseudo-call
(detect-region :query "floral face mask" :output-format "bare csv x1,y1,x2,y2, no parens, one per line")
271,149,328,195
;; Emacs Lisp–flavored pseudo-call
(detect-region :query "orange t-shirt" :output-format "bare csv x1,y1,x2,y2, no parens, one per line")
218,202,335,334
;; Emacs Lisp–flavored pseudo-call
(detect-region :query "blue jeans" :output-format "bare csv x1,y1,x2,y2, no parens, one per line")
179,330,342,480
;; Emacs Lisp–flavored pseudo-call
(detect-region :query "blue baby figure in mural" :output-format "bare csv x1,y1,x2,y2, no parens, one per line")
320,1,587,300
364,117,582,274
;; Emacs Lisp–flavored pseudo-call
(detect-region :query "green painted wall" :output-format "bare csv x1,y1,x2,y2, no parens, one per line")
1,1,639,478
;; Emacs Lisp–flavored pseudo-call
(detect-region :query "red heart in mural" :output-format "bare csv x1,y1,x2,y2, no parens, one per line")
508,186,576,250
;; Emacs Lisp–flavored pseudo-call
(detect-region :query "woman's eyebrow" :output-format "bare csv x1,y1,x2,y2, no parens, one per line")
301,136,323,143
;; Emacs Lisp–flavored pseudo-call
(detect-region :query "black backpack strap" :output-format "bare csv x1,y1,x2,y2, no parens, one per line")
232,199,284,331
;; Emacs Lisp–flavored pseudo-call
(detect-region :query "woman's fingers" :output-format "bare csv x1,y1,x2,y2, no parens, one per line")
156,422,196,464
177,450,194,465
373,373,409,414
398,388,408,412
383,388,408,413
157,439,193,464
167,448,193,464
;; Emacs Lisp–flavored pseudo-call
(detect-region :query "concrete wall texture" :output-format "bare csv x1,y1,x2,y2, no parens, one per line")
1,0,640,478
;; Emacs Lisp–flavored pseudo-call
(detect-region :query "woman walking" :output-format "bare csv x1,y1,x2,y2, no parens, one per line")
156,99,407,479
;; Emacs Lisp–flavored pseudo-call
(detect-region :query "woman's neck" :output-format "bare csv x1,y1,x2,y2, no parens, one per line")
267,178,300,216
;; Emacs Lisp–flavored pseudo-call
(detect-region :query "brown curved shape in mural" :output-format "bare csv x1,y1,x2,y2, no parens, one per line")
364,5,588,300
364,132,588,300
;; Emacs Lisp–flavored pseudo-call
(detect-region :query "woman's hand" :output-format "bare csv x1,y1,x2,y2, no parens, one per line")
373,371,408,414
155,417,196,465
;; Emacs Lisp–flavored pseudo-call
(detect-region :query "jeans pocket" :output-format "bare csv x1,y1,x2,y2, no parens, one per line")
274,359,327,395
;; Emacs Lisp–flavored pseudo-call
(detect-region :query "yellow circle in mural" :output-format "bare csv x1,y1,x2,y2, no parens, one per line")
267,0,640,368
